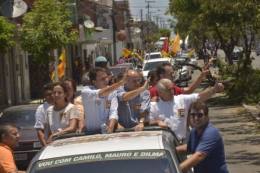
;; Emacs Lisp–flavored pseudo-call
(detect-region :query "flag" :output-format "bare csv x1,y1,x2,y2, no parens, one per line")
57,49,66,80
161,38,169,53
172,33,181,55
122,48,132,58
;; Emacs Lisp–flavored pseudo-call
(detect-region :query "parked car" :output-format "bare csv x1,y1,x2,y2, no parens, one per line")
109,63,134,77
0,104,41,170
142,58,172,79
144,52,162,60
27,127,189,173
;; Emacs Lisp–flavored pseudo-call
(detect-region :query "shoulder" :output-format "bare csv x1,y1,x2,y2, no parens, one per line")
203,123,221,138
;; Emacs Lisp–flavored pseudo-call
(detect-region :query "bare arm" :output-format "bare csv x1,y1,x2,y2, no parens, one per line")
99,80,125,97
198,83,224,102
122,79,149,101
180,152,207,173
176,144,187,154
36,129,47,146
183,70,209,94
107,118,118,133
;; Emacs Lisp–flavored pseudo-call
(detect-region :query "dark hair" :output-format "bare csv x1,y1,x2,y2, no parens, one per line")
188,101,209,116
43,83,53,91
156,62,172,79
52,81,68,96
88,67,107,84
63,78,77,92
0,124,17,142
147,70,157,83
95,61,107,68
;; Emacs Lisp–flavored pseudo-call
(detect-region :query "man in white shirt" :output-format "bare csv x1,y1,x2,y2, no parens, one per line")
149,79,224,141
34,83,53,146
82,67,126,133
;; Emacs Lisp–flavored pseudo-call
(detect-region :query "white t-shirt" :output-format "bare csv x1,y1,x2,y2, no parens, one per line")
150,94,199,140
46,103,80,133
81,86,118,132
34,102,51,138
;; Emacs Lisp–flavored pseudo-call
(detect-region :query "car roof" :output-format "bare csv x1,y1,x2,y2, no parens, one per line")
143,58,171,63
145,52,161,55
2,104,39,113
37,130,173,160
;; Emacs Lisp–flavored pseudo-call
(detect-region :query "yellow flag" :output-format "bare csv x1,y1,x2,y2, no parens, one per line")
172,34,181,55
122,48,132,58
58,49,66,80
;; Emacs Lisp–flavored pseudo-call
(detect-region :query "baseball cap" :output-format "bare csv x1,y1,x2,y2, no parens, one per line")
95,56,107,63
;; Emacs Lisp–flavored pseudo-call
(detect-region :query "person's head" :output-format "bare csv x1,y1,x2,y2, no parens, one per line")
156,79,174,101
188,101,209,130
156,62,175,81
52,82,68,105
125,69,142,90
0,124,20,149
63,78,76,102
95,56,108,68
89,67,109,89
43,83,54,104
147,70,158,86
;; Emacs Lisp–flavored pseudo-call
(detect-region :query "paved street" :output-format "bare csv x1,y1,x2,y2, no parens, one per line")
209,102,260,173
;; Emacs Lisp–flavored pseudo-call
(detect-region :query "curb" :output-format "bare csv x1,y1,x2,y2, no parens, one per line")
242,103,260,121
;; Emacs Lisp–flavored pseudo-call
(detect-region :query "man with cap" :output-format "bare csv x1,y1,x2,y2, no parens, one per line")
95,56,109,68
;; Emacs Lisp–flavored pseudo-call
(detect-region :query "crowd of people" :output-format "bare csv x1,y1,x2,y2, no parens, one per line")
0,56,229,173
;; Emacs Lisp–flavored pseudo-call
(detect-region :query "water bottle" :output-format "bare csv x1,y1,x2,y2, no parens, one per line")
100,123,107,134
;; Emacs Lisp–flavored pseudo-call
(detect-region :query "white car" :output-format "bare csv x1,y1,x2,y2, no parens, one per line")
144,52,162,60
27,128,187,173
142,58,172,79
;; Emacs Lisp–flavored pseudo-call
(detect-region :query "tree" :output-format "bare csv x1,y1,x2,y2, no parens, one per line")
169,0,260,64
20,0,78,63
0,16,15,53
169,0,260,103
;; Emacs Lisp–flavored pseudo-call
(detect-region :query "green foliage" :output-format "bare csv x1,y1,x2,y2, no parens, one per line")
0,16,15,53
159,29,171,38
20,0,78,62
169,0,260,64
218,60,260,104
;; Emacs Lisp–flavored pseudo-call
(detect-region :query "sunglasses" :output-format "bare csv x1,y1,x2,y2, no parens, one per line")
190,112,204,118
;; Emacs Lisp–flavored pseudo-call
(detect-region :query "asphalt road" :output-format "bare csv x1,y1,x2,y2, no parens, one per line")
209,104,260,173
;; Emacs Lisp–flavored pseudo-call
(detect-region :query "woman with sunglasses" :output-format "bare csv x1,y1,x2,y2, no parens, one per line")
176,101,229,173
46,82,80,143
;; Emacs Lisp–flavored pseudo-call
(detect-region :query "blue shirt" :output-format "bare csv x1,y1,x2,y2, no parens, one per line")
117,86,150,128
187,123,229,173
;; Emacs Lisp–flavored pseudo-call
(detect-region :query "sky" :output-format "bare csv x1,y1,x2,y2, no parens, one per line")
128,0,172,27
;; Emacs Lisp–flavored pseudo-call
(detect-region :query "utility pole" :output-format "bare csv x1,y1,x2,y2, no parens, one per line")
145,0,155,52
140,9,144,49
111,0,117,64
145,0,155,21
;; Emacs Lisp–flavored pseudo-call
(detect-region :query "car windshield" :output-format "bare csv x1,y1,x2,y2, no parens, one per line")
143,61,167,71
0,109,36,127
30,150,177,173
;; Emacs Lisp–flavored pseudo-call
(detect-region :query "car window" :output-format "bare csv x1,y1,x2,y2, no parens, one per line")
150,54,161,59
0,109,36,127
30,150,177,173
143,61,166,71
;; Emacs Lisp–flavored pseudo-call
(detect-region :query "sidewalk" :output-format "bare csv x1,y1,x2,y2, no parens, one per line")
243,103,260,122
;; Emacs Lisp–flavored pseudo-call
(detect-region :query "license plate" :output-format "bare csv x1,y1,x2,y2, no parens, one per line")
15,153,28,161
33,141,42,148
